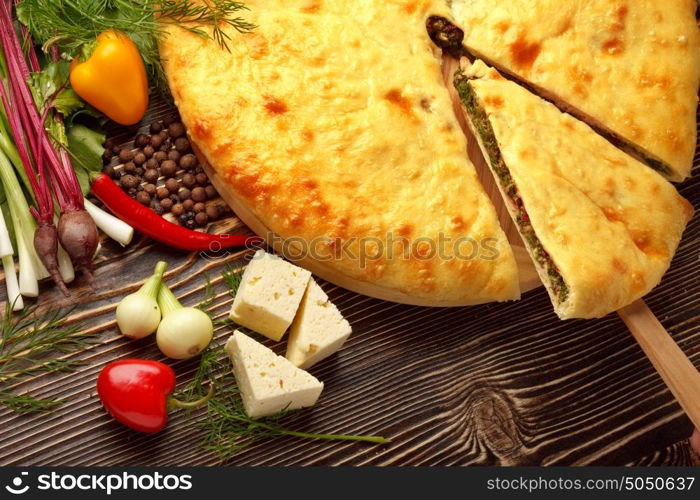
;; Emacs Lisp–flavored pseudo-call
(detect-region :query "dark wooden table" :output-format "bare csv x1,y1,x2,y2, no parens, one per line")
0,99,698,466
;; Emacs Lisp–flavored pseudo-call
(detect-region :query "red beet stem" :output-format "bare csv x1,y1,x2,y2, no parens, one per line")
57,209,99,279
34,221,69,296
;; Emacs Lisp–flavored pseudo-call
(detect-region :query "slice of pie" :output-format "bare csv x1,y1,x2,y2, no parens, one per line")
455,60,694,318
450,0,700,181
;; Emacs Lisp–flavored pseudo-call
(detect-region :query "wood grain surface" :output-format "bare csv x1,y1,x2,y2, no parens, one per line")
0,67,698,466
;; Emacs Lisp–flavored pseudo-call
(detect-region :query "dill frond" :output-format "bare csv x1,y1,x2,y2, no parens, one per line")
16,0,255,93
0,303,94,412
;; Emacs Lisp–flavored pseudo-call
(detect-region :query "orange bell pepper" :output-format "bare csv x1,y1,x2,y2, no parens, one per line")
70,30,149,126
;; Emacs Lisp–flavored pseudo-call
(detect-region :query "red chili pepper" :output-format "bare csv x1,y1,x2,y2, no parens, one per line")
90,173,262,251
97,359,213,433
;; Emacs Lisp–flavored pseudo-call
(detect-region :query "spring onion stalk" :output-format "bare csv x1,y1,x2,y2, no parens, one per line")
55,222,74,284
116,261,167,339
84,198,134,247
0,198,21,309
0,146,39,297
157,282,213,359
0,0,98,292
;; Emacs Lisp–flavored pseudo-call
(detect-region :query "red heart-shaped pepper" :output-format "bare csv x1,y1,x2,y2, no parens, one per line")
97,359,176,433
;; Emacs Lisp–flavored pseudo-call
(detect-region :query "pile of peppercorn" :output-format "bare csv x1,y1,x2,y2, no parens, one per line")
102,115,228,229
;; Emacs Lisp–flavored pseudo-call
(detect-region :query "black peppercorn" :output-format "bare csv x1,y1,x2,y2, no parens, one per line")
153,151,168,163
144,183,157,196
204,185,217,199
133,152,146,165
123,161,136,173
179,187,191,201
182,199,194,211
156,186,170,199
193,202,206,213
143,145,155,158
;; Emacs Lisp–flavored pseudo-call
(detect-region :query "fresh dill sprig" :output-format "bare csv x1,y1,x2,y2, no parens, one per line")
0,302,94,413
196,273,216,313
16,0,255,92
221,262,243,298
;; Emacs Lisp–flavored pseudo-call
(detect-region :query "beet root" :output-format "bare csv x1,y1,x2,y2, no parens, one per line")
58,209,99,279
34,222,69,296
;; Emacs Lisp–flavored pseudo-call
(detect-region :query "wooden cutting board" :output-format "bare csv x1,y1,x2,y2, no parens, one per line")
0,66,698,465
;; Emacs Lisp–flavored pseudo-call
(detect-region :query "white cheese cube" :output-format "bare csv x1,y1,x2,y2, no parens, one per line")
229,250,312,341
225,330,324,418
286,279,352,369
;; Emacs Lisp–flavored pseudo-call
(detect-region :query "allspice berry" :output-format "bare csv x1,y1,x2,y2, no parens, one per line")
160,160,178,178
149,121,163,134
150,134,164,149
191,187,207,202
205,205,220,220
165,178,180,194
136,191,151,206
143,168,159,184
168,122,186,138
118,148,134,163
167,150,181,163
182,173,196,188
171,203,185,216
195,173,208,186
160,198,173,212
179,154,197,170
134,133,150,147
174,136,190,153
195,212,208,227
120,174,139,189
